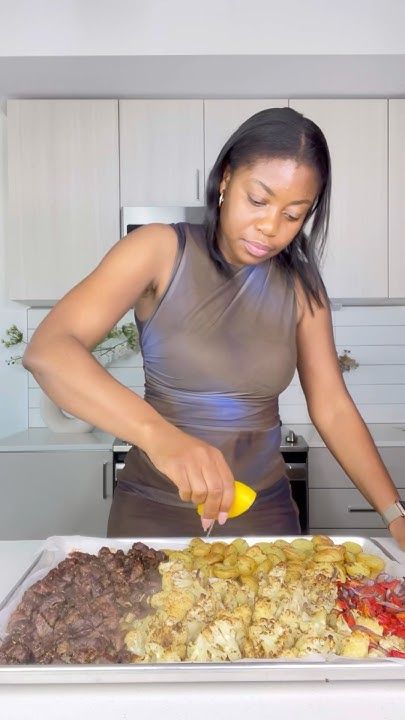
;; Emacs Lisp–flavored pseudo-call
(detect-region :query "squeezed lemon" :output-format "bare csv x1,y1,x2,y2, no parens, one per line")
197,480,257,519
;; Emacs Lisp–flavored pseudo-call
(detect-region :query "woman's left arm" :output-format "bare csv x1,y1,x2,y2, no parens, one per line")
295,282,405,551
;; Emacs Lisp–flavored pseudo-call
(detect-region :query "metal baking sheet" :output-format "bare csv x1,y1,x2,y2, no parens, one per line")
0,534,404,685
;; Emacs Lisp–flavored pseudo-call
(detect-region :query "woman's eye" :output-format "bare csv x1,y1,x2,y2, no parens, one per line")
285,213,300,222
248,195,266,207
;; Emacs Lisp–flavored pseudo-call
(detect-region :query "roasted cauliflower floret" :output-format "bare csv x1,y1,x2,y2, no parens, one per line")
257,576,286,600
304,576,338,612
232,603,253,627
150,588,197,623
209,578,255,609
275,607,301,632
341,631,370,658
335,613,352,636
299,609,328,636
126,616,188,662
182,594,222,642
253,598,277,622
142,641,187,662
125,616,154,658
246,619,292,658
187,616,247,662
159,560,205,594
293,632,337,657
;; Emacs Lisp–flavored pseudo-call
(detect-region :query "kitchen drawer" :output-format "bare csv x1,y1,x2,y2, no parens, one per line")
309,527,390,537
309,488,405,529
309,447,405,490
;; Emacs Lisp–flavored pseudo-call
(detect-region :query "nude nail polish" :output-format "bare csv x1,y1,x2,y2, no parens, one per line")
201,518,214,532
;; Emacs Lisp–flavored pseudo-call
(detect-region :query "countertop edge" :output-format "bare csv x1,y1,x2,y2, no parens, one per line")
1,424,405,451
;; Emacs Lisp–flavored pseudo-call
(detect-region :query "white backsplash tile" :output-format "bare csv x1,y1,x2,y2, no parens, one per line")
332,306,405,325
334,325,405,345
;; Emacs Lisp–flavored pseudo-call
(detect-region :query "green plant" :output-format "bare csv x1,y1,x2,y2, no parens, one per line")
1,322,140,366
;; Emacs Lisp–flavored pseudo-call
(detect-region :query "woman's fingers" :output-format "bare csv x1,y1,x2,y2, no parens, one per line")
199,454,235,525
175,467,192,503
185,467,209,506
215,454,235,518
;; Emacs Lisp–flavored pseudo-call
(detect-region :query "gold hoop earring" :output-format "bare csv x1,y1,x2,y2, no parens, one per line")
218,191,224,207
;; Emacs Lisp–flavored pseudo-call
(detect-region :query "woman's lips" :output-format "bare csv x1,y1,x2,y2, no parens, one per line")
242,239,272,258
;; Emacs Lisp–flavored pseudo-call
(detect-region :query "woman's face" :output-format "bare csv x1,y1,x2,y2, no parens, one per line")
217,157,320,266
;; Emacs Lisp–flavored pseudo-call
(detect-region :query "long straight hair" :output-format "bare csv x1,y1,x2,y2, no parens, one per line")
204,107,331,311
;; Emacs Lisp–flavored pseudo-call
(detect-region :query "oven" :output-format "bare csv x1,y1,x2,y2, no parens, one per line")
121,206,205,237
113,428,309,533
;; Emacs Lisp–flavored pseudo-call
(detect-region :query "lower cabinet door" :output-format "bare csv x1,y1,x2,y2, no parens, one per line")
308,488,405,530
0,450,113,540
309,527,390,537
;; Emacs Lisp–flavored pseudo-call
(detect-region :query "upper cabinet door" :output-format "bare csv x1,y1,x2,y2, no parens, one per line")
389,100,405,298
7,100,119,303
204,99,288,184
119,100,204,206
290,100,388,299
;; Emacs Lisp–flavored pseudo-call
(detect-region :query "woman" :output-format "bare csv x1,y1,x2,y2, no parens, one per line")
23,107,405,547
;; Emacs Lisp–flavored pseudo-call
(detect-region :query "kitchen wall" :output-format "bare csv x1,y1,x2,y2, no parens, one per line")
281,305,405,424
1,0,404,56
26,305,405,429
0,107,28,439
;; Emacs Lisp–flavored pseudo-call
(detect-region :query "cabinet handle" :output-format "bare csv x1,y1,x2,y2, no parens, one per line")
347,507,376,513
196,169,200,200
102,462,108,499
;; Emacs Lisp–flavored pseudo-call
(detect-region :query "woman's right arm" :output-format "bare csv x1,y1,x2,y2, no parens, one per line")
23,224,234,524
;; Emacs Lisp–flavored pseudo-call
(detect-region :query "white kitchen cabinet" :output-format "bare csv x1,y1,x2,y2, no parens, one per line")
310,489,387,530
119,100,204,207
0,450,113,540
7,100,120,304
204,99,288,184
308,447,405,534
388,99,405,298
289,99,388,299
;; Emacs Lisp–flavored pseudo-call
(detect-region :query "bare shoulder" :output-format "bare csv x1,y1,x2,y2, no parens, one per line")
83,221,180,314
293,273,330,326
113,222,179,278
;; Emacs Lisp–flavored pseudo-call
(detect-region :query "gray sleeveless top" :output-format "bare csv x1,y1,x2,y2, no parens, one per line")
118,222,297,507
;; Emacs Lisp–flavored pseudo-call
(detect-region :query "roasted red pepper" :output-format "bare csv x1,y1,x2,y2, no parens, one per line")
336,575,405,650
388,649,405,658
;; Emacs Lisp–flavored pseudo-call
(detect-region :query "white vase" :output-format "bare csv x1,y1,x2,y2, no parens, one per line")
39,391,95,433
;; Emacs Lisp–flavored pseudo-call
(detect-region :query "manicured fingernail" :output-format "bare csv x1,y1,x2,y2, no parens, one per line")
218,512,228,526
201,518,214,532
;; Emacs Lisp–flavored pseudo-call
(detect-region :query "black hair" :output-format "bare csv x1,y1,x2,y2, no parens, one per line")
203,106,331,311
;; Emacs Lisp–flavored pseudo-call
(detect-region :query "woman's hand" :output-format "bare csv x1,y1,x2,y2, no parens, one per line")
142,421,235,529
389,516,405,552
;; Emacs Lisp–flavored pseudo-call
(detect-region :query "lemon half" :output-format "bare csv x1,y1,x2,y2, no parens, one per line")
197,480,257,519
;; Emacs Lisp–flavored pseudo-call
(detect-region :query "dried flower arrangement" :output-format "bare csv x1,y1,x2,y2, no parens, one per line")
338,349,359,373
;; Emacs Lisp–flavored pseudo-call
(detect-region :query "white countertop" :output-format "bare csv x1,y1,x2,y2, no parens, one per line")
1,423,405,452
0,537,405,719
288,423,405,448
0,428,115,452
